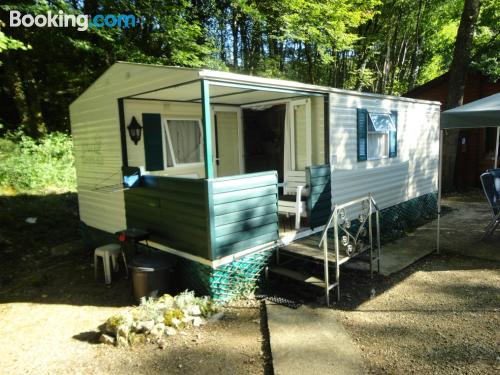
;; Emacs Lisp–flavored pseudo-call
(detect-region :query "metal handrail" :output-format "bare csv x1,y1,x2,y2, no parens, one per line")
316,193,381,306
319,194,380,247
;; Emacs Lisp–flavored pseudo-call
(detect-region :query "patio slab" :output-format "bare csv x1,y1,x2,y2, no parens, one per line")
438,199,499,262
266,302,364,375
346,197,499,276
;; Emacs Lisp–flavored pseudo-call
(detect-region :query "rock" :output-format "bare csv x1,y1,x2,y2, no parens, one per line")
208,312,224,322
25,217,37,224
193,317,204,327
116,335,129,347
117,324,130,339
165,326,177,336
149,323,165,339
99,333,115,345
158,339,166,349
189,305,202,316
136,320,155,333
171,317,182,328
181,316,194,325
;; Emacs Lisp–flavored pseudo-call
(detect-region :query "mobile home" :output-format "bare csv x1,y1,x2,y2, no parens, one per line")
70,62,440,299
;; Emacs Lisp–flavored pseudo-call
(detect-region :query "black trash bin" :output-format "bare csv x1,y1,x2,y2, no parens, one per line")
129,254,173,303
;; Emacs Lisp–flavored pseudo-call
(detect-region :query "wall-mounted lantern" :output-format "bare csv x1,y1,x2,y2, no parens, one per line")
127,116,142,145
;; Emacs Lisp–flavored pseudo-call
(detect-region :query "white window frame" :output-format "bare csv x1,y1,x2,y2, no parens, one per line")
366,112,394,161
161,117,204,168
212,105,245,176
289,98,312,171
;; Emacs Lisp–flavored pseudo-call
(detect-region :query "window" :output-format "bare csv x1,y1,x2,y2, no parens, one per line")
367,112,396,160
163,119,203,167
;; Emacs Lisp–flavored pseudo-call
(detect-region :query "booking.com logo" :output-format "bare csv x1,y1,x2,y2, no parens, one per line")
9,10,140,31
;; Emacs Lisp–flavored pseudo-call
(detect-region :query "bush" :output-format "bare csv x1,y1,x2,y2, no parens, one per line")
0,131,76,194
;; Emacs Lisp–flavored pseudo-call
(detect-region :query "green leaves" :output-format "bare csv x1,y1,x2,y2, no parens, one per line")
0,21,29,53
0,131,76,194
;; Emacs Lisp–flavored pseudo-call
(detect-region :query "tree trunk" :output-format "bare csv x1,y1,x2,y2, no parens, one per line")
304,43,314,84
4,58,46,137
407,0,424,91
442,0,481,192
231,7,239,69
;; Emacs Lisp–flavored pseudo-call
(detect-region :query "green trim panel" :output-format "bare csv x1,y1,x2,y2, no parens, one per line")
142,113,164,171
356,109,368,162
306,164,332,228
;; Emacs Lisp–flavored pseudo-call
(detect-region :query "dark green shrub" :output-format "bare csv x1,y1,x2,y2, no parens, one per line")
0,131,76,194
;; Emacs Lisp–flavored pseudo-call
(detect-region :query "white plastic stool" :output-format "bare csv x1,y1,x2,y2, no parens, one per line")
94,244,128,284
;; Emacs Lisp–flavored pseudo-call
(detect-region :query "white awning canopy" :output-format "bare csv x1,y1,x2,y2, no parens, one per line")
440,93,500,129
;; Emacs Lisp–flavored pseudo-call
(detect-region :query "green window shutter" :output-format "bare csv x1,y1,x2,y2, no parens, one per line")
389,110,398,158
142,113,164,171
357,108,368,162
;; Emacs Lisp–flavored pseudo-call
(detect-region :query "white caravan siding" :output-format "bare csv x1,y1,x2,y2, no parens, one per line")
70,65,200,233
329,92,440,210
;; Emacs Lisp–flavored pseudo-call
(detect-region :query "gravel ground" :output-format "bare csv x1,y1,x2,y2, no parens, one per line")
0,193,267,374
0,288,266,375
336,254,500,374
1,192,499,374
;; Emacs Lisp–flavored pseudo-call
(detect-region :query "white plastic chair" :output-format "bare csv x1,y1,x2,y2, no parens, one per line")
94,243,128,284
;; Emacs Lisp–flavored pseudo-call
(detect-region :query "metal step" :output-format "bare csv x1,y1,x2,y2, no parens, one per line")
268,266,337,291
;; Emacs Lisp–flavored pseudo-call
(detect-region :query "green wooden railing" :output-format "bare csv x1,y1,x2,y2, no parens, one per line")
124,171,279,260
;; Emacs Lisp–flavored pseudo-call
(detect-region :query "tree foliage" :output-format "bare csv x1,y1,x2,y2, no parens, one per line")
0,0,497,136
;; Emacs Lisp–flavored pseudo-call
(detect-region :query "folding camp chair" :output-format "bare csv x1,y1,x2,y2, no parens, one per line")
479,168,500,240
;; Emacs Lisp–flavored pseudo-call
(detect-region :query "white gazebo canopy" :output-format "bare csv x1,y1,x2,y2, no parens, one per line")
437,92,500,252
441,92,500,129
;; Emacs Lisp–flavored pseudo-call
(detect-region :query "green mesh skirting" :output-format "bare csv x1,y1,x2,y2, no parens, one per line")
210,250,273,301
378,192,437,243
178,249,274,302
327,192,438,245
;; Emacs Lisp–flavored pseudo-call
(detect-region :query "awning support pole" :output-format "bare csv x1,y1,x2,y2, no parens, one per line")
494,126,499,169
437,129,443,254
201,79,214,179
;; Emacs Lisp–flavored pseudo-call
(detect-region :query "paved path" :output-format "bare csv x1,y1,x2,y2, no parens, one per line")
266,302,364,375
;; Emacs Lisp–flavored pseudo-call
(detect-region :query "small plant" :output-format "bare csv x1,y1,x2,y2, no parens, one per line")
164,309,185,327
196,297,218,317
174,290,197,310
105,313,132,334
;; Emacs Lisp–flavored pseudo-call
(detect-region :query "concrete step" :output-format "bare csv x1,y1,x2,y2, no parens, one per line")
268,266,334,290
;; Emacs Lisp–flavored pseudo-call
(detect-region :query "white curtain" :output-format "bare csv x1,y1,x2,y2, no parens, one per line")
367,133,388,159
166,120,201,164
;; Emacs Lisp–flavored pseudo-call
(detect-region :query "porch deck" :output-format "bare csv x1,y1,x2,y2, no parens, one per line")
279,234,372,266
